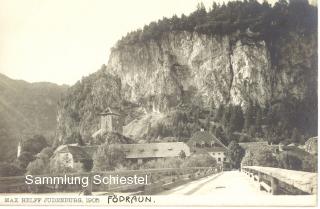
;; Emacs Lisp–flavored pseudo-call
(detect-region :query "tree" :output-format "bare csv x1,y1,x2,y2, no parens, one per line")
229,105,244,133
26,157,48,175
278,152,302,170
27,147,55,175
255,150,278,167
205,115,211,131
81,159,93,172
16,151,35,169
22,135,48,155
215,104,224,121
255,107,263,134
244,101,255,131
49,156,73,174
179,150,186,159
64,131,83,145
215,126,228,145
222,105,232,127
92,144,126,171
241,151,255,166
291,128,302,144
39,147,54,158
302,155,317,172
227,141,245,169
182,154,216,168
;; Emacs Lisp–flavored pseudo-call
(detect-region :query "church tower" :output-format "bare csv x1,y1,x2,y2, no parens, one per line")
99,107,123,135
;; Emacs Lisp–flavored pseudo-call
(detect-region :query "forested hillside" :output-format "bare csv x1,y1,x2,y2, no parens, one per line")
0,73,67,162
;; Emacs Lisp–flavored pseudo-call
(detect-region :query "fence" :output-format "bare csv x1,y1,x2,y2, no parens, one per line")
242,166,317,195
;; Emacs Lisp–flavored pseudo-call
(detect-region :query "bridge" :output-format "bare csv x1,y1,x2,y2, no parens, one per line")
0,166,317,206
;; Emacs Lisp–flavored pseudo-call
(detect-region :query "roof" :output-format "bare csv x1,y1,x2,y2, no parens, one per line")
110,142,191,159
189,131,227,149
207,146,226,152
239,141,269,149
239,141,276,154
54,145,92,161
99,107,121,116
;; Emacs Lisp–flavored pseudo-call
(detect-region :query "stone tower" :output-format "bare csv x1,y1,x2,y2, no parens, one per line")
99,107,123,135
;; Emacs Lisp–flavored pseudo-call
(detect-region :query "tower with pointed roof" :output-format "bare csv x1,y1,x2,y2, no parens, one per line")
99,107,123,135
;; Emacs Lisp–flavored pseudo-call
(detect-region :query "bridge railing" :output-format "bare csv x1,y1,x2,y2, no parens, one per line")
242,166,317,195
0,167,219,194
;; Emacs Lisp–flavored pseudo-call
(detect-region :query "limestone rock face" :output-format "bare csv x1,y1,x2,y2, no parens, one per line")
107,31,316,108
56,31,317,139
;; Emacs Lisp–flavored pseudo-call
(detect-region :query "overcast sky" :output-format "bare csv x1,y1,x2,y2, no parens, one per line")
0,0,311,85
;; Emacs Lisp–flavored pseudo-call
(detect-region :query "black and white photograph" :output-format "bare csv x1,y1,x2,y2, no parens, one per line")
0,0,318,207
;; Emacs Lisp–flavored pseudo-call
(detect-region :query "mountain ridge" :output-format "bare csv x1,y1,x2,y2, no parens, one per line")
0,73,68,162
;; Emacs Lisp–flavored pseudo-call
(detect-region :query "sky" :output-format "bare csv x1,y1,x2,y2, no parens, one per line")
0,0,313,85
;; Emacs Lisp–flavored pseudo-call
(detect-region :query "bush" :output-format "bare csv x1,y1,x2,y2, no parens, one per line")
26,158,48,175
49,156,73,174
255,150,279,167
92,144,126,171
302,155,317,172
278,152,302,170
142,158,184,169
182,154,216,168
39,147,54,158
227,141,245,169
22,135,48,155
17,151,35,169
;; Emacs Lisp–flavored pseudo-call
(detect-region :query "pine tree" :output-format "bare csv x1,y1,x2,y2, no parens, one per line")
222,104,232,127
244,101,255,131
229,105,244,133
227,141,245,169
291,128,301,144
255,107,263,133
215,104,224,121
205,115,211,131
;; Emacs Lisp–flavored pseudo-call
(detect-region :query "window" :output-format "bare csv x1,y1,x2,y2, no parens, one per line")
218,158,221,162
168,148,173,151
223,158,226,161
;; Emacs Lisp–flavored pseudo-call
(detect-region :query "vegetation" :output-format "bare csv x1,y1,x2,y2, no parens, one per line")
63,131,84,145
116,0,317,147
241,147,317,172
0,73,67,163
92,144,126,171
227,141,245,169
21,135,48,155
14,135,50,171
16,151,35,170
142,158,184,169
118,0,316,50
26,147,54,175
182,154,217,168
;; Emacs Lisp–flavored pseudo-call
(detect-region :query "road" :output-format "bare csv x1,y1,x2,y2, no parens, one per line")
158,171,317,206
160,170,267,195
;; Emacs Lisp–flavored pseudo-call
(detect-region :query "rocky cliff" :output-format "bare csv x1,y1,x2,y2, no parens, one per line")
56,30,317,141
108,31,316,109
